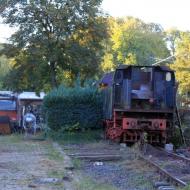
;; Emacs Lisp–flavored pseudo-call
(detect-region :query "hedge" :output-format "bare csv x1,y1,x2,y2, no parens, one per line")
43,86,103,131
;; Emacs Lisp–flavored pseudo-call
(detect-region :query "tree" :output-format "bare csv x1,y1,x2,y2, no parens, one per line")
101,17,170,72
0,0,108,89
0,44,13,89
171,32,190,94
165,28,181,56
2,49,51,92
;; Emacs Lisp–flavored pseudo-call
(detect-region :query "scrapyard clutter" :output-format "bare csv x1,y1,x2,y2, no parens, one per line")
0,91,45,135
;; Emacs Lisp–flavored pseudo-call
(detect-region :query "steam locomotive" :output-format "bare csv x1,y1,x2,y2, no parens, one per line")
100,65,177,144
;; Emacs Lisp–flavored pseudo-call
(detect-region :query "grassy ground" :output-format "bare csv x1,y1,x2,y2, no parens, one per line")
13,129,186,190
74,176,117,190
0,133,118,190
180,186,190,190
50,129,104,145
0,134,67,190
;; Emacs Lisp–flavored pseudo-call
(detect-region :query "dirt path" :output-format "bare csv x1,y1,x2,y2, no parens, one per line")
1,135,167,190
0,135,70,190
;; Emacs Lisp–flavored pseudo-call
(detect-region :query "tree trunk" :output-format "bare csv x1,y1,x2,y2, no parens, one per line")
50,61,57,88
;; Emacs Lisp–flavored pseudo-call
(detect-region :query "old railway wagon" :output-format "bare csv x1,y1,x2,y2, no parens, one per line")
100,65,177,144
0,91,18,134
0,91,45,134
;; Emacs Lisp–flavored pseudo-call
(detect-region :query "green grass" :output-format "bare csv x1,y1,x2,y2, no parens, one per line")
48,169,65,178
74,177,117,190
0,134,23,144
72,158,82,169
47,144,64,161
180,185,190,190
50,129,104,145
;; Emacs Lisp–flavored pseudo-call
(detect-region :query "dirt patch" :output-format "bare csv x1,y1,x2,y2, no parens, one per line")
0,135,66,190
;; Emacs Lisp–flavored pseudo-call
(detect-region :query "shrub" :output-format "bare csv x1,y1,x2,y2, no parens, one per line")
43,85,103,132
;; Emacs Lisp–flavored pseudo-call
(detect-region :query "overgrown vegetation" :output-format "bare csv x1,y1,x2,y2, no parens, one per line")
43,85,103,133
170,128,184,148
74,177,117,190
49,130,104,145
181,185,190,190
0,0,108,91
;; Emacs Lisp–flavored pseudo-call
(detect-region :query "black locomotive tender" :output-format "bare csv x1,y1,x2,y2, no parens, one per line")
100,65,177,144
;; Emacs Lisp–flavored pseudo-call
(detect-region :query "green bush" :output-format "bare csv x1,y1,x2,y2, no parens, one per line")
43,85,103,132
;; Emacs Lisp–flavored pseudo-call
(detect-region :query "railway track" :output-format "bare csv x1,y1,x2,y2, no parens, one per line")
139,154,187,189
63,142,190,190
138,145,190,189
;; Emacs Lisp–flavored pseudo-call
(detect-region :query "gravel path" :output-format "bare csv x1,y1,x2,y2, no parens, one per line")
0,135,66,190
63,142,160,190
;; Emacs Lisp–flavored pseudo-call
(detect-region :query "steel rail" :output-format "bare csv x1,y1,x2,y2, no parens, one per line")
157,147,190,165
138,154,187,187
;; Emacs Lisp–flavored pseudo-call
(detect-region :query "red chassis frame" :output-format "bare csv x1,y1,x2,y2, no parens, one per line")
105,110,167,144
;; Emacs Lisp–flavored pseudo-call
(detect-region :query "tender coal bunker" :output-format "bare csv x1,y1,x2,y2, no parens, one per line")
115,70,123,83
131,68,153,101
132,69,151,91
101,65,176,144
114,85,122,105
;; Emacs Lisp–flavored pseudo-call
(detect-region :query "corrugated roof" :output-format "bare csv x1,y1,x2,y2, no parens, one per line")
18,92,45,100
0,91,16,99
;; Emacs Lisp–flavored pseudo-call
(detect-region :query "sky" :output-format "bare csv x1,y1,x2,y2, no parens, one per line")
0,18,17,43
101,0,190,31
0,0,190,43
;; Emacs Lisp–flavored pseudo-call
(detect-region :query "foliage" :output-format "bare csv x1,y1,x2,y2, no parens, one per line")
170,128,184,148
2,50,51,92
49,130,103,144
0,0,108,90
0,55,13,89
0,44,13,89
165,28,181,56
182,185,190,190
170,32,190,94
43,85,103,132
101,17,170,72
74,177,117,190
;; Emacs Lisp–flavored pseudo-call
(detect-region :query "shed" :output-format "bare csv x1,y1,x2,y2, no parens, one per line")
18,92,45,126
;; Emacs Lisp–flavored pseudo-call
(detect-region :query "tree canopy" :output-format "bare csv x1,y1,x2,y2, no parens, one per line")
101,17,170,72
171,32,190,94
0,0,108,90
0,1,189,97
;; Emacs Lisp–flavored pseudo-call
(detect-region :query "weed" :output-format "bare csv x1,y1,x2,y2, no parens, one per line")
50,129,104,145
180,185,190,190
47,145,64,161
48,170,65,178
0,134,22,144
74,177,117,190
72,158,82,169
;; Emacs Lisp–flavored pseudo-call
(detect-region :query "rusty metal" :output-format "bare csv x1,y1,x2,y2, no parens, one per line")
0,123,11,134
106,126,123,140
123,118,166,131
105,110,123,141
139,154,187,187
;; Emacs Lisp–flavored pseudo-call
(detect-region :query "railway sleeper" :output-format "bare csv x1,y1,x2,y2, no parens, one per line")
154,181,170,188
158,187,176,190
154,181,176,190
